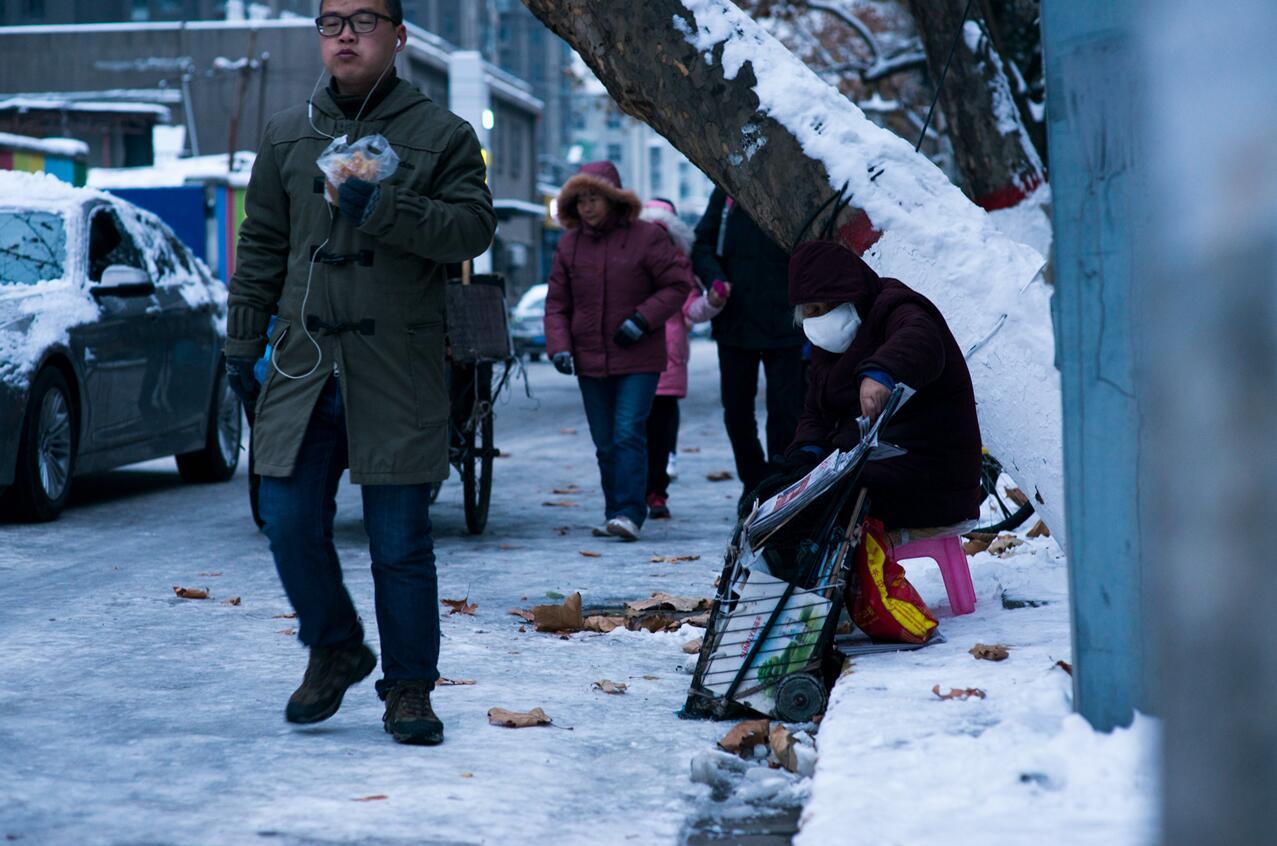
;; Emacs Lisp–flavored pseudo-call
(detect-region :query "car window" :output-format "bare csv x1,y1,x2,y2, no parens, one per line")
0,210,66,286
87,207,144,282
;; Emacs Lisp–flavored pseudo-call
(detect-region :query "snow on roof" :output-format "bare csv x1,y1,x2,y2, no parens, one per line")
14,89,183,106
0,97,171,120
87,152,256,190
0,169,102,212
0,132,88,158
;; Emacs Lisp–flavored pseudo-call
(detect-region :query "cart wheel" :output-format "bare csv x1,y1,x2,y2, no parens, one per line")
461,362,494,535
774,673,828,722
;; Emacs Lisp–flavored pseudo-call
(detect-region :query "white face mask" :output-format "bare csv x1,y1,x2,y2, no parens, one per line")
802,303,861,353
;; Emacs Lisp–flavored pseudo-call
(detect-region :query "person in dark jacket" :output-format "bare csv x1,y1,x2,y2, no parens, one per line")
223,0,496,746
545,162,694,541
766,240,982,530
693,188,806,495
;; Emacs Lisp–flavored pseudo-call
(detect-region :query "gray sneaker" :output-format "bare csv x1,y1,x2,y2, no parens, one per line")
606,516,640,541
591,524,611,538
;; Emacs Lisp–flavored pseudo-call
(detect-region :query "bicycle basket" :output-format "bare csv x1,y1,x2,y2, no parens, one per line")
446,274,513,363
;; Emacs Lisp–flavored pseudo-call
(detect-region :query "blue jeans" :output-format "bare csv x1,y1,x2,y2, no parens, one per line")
258,377,440,694
577,372,660,526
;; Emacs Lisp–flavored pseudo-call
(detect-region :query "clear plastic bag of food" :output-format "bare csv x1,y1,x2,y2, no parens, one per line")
316,133,400,205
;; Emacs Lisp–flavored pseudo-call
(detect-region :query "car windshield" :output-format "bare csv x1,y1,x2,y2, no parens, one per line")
0,210,67,286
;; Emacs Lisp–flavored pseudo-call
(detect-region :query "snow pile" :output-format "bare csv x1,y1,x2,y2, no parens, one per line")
675,1,1065,541
0,132,88,158
797,537,1158,845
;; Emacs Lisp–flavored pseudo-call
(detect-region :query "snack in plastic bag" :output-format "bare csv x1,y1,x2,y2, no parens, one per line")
317,133,400,205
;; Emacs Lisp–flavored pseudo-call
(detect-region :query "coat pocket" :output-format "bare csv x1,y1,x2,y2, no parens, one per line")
254,318,292,414
406,321,448,427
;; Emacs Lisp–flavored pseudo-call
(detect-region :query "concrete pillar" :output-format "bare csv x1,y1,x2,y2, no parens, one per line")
1138,1,1277,842
1041,2,1150,731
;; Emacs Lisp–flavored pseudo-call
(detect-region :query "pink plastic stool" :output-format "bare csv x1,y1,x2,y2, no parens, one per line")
894,535,977,616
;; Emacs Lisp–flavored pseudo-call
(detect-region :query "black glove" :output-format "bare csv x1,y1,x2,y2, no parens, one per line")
552,351,575,375
612,312,650,348
225,356,260,406
337,177,380,226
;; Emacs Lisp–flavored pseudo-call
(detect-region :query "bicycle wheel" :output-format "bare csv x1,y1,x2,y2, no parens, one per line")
972,452,1035,534
462,362,494,534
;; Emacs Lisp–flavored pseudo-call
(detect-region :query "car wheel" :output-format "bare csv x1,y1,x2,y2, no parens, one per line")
528,352,541,362
7,367,77,522
177,363,243,483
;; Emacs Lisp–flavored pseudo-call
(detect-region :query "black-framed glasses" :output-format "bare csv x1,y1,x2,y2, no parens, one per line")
314,11,399,38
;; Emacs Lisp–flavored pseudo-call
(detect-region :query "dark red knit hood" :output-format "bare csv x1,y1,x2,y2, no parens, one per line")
556,160,642,230
788,240,883,318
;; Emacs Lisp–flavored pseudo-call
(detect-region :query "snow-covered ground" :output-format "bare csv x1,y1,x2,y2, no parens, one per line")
0,341,1154,844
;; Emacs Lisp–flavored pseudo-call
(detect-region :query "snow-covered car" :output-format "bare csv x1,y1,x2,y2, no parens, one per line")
509,283,548,360
0,172,239,522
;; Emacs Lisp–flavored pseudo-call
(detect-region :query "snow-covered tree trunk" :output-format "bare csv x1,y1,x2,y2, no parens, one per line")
907,0,1045,210
523,0,1065,540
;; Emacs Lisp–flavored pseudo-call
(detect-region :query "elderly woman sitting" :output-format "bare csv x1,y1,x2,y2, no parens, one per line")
754,240,982,532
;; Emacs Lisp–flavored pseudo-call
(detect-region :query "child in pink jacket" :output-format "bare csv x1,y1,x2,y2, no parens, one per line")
640,198,729,519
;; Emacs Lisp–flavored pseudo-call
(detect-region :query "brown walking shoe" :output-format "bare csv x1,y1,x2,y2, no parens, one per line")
284,642,377,725
382,680,444,745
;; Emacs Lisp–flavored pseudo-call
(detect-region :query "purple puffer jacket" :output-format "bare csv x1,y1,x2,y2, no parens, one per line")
545,161,694,378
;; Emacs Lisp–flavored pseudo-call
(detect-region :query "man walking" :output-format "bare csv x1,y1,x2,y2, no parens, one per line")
692,188,806,497
223,0,495,745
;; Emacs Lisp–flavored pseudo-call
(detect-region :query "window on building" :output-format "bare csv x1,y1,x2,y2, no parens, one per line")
606,143,622,164
678,160,691,199
649,147,663,195
606,109,621,130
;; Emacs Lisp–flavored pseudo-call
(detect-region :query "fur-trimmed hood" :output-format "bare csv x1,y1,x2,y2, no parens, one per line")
639,202,695,257
556,160,641,230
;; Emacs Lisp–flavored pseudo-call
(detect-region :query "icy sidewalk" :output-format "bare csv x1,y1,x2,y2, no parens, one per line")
0,341,754,845
798,538,1159,845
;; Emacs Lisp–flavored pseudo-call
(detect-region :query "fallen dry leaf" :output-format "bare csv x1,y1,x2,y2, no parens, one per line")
578,550,602,558
554,526,571,536
518,625,527,633
719,719,771,756
682,637,704,654
1055,659,1074,676
593,680,628,695
988,534,1025,557
962,535,994,556
223,597,241,607
583,615,625,633
441,597,478,616
272,612,297,619
552,486,581,495
198,571,223,577
352,795,387,802
683,612,711,628
970,643,1010,661
1006,487,1030,508
625,593,711,614
498,543,521,551
532,592,583,633
932,685,987,701
769,723,799,773
1027,520,1051,538
542,500,578,508
488,707,552,728
460,772,474,778
559,427,578,435
173,586,209,600
437,677,476,686
682,446,701,453
650,554,701,563
278,628,296,636
640,674,660,680
706,471,734,482
509,608,536,622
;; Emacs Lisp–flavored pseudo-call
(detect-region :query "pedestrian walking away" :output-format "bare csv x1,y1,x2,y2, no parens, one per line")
223,0,496,745
544,163,694,541
753,239,982,531
692,187,806,501
639,198,727,521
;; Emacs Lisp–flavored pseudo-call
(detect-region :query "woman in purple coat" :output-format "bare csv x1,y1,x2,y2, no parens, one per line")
763,240,982,531
545,162,694,540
